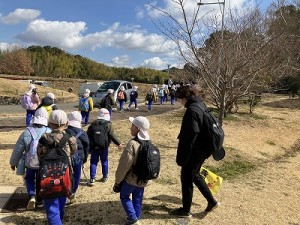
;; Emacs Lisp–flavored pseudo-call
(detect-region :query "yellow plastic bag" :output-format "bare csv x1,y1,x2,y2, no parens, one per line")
200,167,223,195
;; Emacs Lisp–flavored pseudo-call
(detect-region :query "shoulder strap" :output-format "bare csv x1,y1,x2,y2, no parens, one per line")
75,130,84,139
27,126,38,140
57,133,72,149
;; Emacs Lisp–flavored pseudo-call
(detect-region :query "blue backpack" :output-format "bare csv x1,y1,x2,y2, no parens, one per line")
79,97,90,111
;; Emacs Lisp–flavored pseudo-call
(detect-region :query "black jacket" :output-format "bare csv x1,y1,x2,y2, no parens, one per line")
176,98,208,167
65,126,90,163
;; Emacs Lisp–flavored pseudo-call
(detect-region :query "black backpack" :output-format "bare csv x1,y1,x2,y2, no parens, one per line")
132,138,160,184
196,102,225,160
87,120,110,151
39,133,73,199
100,95,112,109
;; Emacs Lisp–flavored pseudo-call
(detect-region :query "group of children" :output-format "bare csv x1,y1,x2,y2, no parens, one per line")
10,101,152,225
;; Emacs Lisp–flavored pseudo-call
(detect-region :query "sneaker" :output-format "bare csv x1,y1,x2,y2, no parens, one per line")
127,107,130,110
125,218,141,225
204,201,220,213
89,178,95,185
135,108,139,110
36,201,44,209
170,207,192,218
27,196,36,210
100,177,108,183
69,194,76,204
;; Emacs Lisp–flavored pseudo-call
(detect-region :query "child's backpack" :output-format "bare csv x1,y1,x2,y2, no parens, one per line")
169,89,176,97
117,91,125,100
39,133,73,199
196,102,225,160
132,138,160,184
100,95,112,109
21,94,32,109
145,93,153,101
87,120,110,151
25,126,47,169
158,89,165,97
79,97,90,111
72,130,84,166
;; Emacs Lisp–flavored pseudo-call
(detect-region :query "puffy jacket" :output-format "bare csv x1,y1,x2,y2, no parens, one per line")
115,138,147,187
65,126,90,163
176,98,208,167
10,126,51,167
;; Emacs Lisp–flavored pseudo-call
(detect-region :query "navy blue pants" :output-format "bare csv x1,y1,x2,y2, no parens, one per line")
72,160,82,193
80,111,90,125
120,181,144,222
26,109,36,126
90,148,108,179
43,197,66,225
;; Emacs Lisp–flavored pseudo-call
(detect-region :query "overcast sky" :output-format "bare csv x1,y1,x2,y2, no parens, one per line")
0,0,274,70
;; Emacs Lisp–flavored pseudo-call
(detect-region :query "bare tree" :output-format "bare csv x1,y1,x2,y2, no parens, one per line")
148,0,285,124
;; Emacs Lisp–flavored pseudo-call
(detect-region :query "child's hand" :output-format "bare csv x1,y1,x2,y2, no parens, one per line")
113,183,121,193
118,144,123,150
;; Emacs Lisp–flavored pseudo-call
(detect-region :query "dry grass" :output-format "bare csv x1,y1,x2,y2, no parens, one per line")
0,78,78,103
0,95,300,224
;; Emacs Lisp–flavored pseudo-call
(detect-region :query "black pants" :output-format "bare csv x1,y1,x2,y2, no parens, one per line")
181,158,215,212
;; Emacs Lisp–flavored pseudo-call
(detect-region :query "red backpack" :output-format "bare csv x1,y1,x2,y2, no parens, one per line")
39,133,73,199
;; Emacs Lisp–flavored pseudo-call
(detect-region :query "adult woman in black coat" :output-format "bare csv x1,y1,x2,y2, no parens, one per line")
171,85,219,218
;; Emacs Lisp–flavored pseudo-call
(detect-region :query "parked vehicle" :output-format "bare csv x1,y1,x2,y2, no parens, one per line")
92,80,134,107
78,82,103,97
33,81,49,87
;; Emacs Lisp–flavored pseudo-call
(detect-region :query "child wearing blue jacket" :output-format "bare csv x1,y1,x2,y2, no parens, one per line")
10,107,51,210
65,111,90,204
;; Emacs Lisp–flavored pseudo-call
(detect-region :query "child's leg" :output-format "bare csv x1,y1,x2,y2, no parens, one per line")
24,168,36,197
132,187,144,220
134,99,138,109
128,101,133,108
120,100,124,110
90,151,100,179
58,197,66,220
44,198,65,225
26,110,35,126
120,181,138,222
148,100,152,111
84,112,90,125
99,147,108,178
72,161,82,193
160,97,164,105
80,111,86,123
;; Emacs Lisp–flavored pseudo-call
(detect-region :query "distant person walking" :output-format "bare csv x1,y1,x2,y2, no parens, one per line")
37,92,58,116
79,89,94,126
128,86,139,110
100,89,115,119
117,86,127,112
171,85,220,218
21,84,40,126
145,88,156,112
